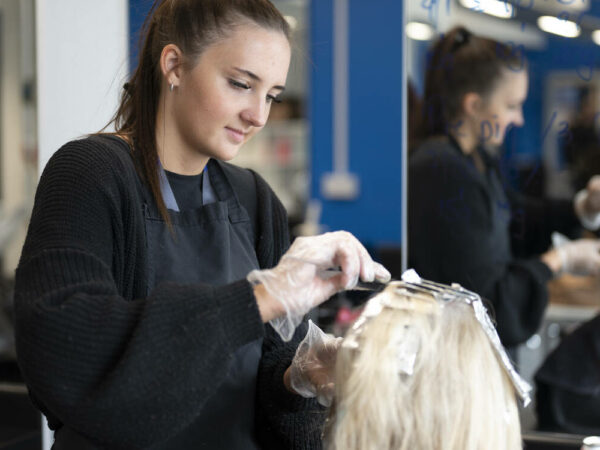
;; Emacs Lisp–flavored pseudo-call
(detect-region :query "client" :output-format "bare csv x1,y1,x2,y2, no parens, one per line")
323,271,528,450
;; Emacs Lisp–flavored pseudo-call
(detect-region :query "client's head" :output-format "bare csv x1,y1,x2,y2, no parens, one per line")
324,279,523,450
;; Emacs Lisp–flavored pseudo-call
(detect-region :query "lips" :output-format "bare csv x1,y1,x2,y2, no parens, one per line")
225,127,245,144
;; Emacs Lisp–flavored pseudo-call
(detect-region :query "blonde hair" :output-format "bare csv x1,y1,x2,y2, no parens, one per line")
324,284,521,450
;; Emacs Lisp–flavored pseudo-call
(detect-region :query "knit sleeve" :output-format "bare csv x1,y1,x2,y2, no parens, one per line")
14,139,265,449
255,322,326,450
507,188,581,258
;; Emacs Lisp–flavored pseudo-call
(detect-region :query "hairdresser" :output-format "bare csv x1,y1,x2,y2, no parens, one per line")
409,26,600,349
13,1,389,449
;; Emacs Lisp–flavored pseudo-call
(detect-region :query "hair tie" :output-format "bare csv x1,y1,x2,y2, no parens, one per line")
450,28,471,52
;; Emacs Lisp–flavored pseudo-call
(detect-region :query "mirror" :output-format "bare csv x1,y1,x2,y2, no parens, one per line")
406,0,600,438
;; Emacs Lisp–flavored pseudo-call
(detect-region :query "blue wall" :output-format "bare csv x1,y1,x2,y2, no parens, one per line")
310,0,404,247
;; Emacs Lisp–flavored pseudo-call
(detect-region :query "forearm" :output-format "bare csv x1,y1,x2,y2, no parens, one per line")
16,252,264,447
541,248,562,275
254,283,285,322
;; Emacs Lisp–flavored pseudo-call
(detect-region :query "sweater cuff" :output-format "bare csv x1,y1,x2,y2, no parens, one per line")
215,279,265,351
271,353,324,413
524,258,554,282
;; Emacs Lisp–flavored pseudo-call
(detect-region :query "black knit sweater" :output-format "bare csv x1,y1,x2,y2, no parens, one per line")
409,137,581,347
14,135,324,449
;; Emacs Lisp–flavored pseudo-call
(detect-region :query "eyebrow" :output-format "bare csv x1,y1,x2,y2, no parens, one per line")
233,67,286,91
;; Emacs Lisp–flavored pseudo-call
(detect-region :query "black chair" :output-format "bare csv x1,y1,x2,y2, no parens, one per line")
523,431,588,450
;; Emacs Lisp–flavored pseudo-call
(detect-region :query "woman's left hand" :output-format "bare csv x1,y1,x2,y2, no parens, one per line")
583,175,600,215
284,320,341,407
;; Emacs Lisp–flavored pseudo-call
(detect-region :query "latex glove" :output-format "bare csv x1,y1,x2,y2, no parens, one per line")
574,175,600,230
288,320,341,407
247,231,390,341
553,232,600,276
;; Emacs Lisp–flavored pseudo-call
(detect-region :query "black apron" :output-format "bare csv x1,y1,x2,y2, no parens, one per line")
54,159,262,449
148,160,262,449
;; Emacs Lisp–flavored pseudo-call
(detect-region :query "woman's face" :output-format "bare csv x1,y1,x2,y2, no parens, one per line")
170,23,291,163
473,69,528,147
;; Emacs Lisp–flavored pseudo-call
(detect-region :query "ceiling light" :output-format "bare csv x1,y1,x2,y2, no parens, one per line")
459,0,514,19
592,30,600,46
406,22,435,41
537,15,580,38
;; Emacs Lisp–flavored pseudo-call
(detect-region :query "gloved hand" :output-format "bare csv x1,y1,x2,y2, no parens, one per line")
247,231,390,341
287,320,341,407
553,232,600,276
584,175,600,213
574,175,600,230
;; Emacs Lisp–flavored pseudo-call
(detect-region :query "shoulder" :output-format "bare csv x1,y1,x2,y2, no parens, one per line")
37,135,141,208
45,134,135,176
216,160,255,188
410,137,480,187
410,137,466,169
215,160,279,202
43,135,137,186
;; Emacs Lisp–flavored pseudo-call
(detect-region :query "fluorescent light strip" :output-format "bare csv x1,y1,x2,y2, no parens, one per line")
459,0,514,19
406,22,435,41
537,15,580,38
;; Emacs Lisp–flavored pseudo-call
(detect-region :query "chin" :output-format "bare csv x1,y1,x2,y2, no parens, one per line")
214,146,241,162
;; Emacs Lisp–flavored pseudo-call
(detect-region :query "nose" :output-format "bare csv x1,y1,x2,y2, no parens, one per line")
514,108,525,127
241,98,268,128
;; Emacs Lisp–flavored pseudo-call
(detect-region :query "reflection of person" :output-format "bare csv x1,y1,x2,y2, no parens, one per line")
409,26,600,349
323,277,523,450
563,86,600,192
535,314,600,434
13,1,389,448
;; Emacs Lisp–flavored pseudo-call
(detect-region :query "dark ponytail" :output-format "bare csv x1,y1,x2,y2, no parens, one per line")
107,0,290,226
419,26,526,140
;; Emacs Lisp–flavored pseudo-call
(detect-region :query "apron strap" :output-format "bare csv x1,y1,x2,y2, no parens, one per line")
202,164,217,205
158,160,180,212
158,161,218,212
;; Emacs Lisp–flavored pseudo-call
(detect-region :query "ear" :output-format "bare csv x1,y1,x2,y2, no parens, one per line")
159,44,184,90
462,92,483,118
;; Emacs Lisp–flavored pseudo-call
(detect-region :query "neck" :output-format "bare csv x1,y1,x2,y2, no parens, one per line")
450,128,477,155
155,95,209,175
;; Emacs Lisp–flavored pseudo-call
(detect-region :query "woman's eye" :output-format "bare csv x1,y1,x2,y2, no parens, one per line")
267,94,282,104
230,79,250,90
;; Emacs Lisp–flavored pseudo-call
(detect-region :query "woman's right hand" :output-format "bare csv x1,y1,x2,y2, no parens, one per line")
249,231,390,341
542,238,600,276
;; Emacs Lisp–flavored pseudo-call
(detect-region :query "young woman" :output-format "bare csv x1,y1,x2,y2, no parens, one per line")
409,26,600,349
14,1,388,448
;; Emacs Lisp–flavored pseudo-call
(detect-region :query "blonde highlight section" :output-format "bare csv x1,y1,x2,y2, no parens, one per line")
325,294,521,450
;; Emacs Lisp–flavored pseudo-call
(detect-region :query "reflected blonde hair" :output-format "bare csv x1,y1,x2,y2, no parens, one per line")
324,285,521,450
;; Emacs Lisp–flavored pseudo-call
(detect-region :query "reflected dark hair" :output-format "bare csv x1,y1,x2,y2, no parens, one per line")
420,26,526,139
107,0,290,226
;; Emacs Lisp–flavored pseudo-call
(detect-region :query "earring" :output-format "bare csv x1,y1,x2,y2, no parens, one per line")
169,83,174,92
